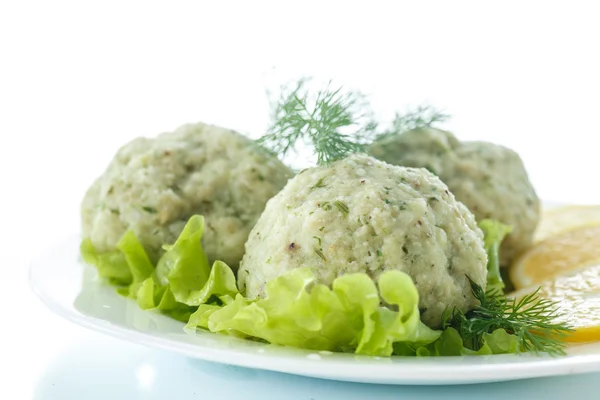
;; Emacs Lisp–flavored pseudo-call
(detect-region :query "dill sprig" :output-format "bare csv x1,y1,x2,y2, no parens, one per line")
444,278,574,356
258,78,451,165
258,77,378,166
376,105,451,141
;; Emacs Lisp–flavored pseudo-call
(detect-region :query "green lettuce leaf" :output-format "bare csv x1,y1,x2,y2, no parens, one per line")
479,219,513,293
82,213,525,357
482,328,519,354
180,260,239,306
356,270,441,355
135,277,194,322
128,215,227,319
117,230,155,297
393,327,518,356
187,268,441,356
154,215,211,301
118,230,154,283
429,328,498,356
80,238,132,286
185,304,223,330
80,229,155,293
82,215,234,322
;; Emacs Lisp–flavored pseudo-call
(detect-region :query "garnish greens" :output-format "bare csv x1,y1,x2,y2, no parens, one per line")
257,77,378,166
81,214,573,357
443,279,573,356
448,219,573,355
375,104,451,141
479,219,513,293
258,77,451,165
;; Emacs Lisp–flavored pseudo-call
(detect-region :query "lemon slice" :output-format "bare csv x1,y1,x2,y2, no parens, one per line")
510,225,600,290
534,204,600,243
509,264,600,343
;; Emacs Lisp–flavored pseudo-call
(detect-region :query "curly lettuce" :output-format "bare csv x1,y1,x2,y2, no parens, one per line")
81,214,522,357
186,268,441,356
479,219,513,293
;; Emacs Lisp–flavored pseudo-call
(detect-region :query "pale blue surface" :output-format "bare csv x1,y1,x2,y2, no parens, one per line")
34,332,600,400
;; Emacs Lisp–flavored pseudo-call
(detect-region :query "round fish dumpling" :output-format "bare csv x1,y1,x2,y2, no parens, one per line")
369,128,540,266
238,153,488,328
81,122,294,268
443,141,540,266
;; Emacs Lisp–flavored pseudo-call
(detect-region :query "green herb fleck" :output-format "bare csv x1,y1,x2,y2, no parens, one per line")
376,249,383,257
320,201,332,211
311,177,327,190
314,247,327,261
313,236,322,247
142,206,157,213
333,200,350,216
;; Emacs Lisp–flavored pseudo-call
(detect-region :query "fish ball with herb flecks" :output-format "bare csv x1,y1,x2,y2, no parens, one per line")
369,127,540,266
237,153,488,328
81,122,293,268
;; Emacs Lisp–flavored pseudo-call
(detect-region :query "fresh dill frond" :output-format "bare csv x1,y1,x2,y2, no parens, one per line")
258,77,378,166
376,105,451,141
445,278,573,356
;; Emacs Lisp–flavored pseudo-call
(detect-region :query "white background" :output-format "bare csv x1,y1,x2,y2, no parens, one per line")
1,1,599,398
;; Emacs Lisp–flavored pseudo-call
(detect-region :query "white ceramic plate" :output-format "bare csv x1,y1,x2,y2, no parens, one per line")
30,235,600,386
